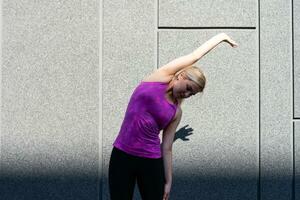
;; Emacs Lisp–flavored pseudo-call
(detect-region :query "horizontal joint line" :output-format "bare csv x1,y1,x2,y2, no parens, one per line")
158,26,256,30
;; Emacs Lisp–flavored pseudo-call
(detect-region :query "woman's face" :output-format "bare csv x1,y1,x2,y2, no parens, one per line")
173,73,200,100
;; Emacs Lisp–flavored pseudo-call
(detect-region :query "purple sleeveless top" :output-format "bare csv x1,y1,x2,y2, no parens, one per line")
113,81,178,158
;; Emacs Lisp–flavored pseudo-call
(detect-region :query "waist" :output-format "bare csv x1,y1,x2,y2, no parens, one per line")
112,146,163,160
113,139,162,159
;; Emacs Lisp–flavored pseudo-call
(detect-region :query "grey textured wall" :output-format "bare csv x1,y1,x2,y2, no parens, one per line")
1,0,299,200
1,0,100,199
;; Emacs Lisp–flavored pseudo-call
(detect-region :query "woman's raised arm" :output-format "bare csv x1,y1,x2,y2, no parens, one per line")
158,33,238,76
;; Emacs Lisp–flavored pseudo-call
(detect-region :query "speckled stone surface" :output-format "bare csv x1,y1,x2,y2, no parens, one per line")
1,0,99,199
295,0,300,118
1,0,298,200
159,0,257,27
296,122,300,200
260,1,293,199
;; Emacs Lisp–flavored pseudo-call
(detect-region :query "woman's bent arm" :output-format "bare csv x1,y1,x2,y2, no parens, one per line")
158,33,231,76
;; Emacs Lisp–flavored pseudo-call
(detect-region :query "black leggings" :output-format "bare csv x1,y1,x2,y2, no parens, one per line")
109,146,165,200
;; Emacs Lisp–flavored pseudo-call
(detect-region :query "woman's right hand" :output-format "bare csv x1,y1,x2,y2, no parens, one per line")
163,182,172,200
221,33,238,48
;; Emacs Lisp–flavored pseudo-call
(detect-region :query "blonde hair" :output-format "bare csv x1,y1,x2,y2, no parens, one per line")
171,65,206,106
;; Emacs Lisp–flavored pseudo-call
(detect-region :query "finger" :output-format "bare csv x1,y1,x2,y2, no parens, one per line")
232,41,238,46
163,193,168,200
231,40,238,46
228,38,237,45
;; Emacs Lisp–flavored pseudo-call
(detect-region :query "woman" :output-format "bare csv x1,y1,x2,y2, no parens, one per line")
109,33,238,200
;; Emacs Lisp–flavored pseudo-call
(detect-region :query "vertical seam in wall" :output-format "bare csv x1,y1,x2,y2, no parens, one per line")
258,0,261,199
292,0,295,199
292,0,295,120
99,0,103,199
156,0,159,69
293,122,295,200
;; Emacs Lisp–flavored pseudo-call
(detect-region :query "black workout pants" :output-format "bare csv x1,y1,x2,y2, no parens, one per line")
109,146,165,200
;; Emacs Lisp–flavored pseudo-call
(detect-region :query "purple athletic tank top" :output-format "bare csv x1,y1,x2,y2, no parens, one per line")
113,81,178,158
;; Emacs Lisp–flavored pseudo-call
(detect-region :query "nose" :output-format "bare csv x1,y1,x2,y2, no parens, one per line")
181,92,191,98
186,91,193,97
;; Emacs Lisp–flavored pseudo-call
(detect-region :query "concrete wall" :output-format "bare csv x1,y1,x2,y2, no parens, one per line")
1,0,299,200
1,0,100,199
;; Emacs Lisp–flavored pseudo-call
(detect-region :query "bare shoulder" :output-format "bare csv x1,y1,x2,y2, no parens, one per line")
142,68,173,83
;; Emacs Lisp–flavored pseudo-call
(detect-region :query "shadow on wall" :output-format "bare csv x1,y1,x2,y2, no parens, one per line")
173,124,194,142
0,174,99,200
0,127,194,200
131,173,259,200
1,172,290,200
0,126,292,200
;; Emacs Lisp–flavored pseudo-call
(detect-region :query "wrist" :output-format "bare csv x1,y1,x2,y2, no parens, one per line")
218,32,228,41
165,180,172,185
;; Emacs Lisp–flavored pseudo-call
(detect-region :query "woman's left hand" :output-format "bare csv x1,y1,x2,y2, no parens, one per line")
163,182,172,200
224,34,238,47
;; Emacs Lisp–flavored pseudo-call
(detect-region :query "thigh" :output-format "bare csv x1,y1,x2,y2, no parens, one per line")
136,157,165,200
108,147,137,200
